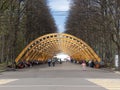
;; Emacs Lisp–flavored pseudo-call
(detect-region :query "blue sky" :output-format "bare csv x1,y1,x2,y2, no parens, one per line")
48,0,71,33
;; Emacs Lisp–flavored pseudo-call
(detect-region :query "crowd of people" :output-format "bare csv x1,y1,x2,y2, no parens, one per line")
7,58,63,69
8,60,44,69
7,58,100,71
71,59,100,70
47,58,62,67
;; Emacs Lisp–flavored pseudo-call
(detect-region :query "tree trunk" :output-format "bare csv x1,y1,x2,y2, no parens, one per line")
1,35,5,63
118,46,120,70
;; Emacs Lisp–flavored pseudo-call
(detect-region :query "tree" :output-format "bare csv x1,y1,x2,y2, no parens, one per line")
65,0,120,69
0,0,57,65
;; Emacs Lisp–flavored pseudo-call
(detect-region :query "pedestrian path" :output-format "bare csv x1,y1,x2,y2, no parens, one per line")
36,62,97,71
0,62,120,90
0,79,18,85
87,79,120,90
1,78,120,90
0,78,105,90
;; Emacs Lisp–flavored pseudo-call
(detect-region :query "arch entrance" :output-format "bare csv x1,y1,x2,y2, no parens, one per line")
15,33,100,63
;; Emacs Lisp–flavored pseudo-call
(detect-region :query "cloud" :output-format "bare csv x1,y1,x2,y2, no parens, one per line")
48,0,70,32
48,0,70,11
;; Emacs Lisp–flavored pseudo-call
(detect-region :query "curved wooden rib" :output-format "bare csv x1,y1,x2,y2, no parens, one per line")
15,33,100,63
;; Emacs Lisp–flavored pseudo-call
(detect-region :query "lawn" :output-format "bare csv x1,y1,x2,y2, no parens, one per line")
0,63,6,72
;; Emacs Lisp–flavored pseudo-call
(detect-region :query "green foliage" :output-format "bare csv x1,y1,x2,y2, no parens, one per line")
0,63,7,71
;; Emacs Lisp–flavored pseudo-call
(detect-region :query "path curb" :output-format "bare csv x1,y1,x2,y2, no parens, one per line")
0,70,5,73
114,71,120,75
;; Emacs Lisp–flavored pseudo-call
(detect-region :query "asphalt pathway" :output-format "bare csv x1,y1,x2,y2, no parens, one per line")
0,62,120,90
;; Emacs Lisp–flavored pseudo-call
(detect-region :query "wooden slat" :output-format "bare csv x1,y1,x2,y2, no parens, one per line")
15,33,101,63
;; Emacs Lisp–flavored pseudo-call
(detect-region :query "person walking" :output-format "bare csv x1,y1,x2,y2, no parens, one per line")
52,59,55,67
48,59,51,67
82,60,86,71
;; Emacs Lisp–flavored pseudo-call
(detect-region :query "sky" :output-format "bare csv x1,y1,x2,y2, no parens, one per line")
48,0,71,33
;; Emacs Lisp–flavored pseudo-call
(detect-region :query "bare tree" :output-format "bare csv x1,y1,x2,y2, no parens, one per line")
65,0,120,69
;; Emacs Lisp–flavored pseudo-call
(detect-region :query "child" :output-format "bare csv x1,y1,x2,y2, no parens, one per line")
82,61,86,71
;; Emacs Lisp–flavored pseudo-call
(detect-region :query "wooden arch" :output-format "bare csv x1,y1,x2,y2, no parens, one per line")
15,33,100,63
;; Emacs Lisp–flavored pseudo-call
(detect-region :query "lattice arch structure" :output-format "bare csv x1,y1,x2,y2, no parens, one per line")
15,33,100,63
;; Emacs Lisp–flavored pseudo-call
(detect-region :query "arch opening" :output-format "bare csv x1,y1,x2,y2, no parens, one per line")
54,53,70,61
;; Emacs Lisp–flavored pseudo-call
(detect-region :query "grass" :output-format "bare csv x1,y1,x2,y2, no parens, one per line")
0,63,7,72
